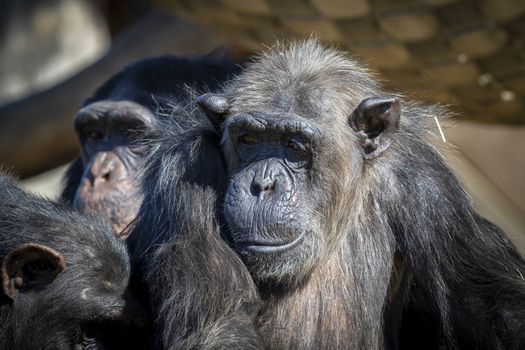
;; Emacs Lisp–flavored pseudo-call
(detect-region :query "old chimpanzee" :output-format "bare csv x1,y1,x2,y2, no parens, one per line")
0,173,148,349
61,54,240,237
127,94,263,349
196,40,525,349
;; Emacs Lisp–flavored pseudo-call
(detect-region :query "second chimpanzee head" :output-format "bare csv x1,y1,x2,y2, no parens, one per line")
63,55,240,237
199,41,399,288
0,174,148,349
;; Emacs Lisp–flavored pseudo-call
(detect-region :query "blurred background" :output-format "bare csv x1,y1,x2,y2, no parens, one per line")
0,0,524,250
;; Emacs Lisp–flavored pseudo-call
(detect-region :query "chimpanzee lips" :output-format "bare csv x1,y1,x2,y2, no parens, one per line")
236,232,305,253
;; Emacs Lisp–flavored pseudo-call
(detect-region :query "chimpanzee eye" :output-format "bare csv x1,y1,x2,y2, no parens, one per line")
285,139,306,153
239,134,259,146
85,128,105,141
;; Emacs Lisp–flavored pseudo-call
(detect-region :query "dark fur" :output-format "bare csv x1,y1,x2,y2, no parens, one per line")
206,40,525,349
0,173,148,349
127,98,263,349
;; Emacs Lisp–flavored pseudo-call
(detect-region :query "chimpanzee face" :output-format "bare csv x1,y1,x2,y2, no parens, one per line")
221,111,324,286
198,90,400,288
73,100,153,237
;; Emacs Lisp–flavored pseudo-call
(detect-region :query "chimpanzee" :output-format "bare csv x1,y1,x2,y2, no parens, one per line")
0,173,148,349
195,40,525,349
61,54,240,237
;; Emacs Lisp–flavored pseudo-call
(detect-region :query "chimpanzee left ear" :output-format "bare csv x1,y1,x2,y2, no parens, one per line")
350,97,400,159
197,93,230,131
1,243,65,300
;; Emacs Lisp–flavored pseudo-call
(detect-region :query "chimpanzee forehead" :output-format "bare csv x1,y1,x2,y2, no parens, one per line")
227,90,361,144
231,77,363,125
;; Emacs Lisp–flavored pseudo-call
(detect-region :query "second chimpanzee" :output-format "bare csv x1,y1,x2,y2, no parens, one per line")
0,173,148,349
61,54,240,237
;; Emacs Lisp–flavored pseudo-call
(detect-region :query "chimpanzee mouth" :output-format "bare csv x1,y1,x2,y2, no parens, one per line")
236,233,305,254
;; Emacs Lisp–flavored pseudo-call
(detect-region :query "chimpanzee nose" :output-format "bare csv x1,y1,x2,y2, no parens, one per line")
251,170,277,199
91,153,115,186
251,177,276,195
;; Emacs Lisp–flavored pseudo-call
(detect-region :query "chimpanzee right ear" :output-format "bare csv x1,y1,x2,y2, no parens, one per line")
349,97,400,159
1,243,65,300
197,93,230,131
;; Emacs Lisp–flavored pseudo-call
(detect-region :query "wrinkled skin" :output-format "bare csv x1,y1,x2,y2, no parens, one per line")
199,88,399,289
221,112,325,285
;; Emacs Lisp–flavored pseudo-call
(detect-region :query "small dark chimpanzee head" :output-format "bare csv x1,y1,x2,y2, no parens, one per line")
66,55,240,237
199,41,400,288
0,175,148,349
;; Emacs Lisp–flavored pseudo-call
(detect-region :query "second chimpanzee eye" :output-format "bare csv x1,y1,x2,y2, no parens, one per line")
239,134,260,146
85,128,105,141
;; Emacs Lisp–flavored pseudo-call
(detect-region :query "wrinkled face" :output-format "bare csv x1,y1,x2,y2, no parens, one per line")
74,100,153,237
222,112,325,286
199,88,400,289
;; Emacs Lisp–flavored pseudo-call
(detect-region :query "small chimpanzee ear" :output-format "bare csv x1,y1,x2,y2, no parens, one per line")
1,243,65,300
350,97,400,159
197,93,230,131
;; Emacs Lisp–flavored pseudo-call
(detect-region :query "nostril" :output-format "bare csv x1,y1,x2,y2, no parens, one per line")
251,178,276,197
101,171,111,181
262,181,274,192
